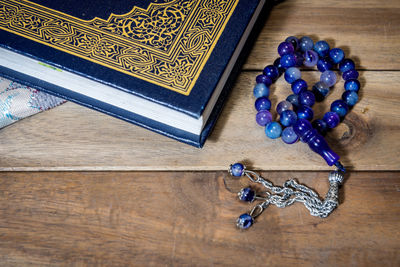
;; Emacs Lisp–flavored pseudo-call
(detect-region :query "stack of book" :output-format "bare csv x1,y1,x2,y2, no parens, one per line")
0,0,267,147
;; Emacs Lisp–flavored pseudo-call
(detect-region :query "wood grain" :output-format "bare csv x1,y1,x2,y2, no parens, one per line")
0,171,399,266
1,71,399,171
1,0,400,171
243,0,400,70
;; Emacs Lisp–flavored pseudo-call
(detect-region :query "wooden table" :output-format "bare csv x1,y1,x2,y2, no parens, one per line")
1,0,399,266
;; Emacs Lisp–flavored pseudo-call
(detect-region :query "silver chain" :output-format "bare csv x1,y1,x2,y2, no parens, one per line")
244,169,344,219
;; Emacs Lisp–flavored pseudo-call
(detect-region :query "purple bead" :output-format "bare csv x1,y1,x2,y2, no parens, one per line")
263,65,279,80
312,81,330,102
299,91,316,107
230,163,244,177
278,41,295,56
331,99,349,117
312,119,328,135
255,97,271,111
320,70,337,87
329,48,345,64
317,57,334,72
286,94,299,107
299,36,314,52
256,74,272,86
323,112,340,128
280,110,298,127
280,53,297,69
281,126,299,144
342,91,359,106
285,36,299,50
313,40,330,58
339,59,355,73
297,105,314,121
291,79,308,95
276,100,293,115
284,67,301,84
256,110,273,126
303,50,319,67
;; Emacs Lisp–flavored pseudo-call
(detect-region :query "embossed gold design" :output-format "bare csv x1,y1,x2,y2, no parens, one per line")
0,0,239,95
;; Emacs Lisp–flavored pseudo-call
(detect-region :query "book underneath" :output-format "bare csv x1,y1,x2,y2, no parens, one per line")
0,0,266,147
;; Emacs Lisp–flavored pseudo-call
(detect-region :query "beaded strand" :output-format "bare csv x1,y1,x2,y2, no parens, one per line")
253,36,360,144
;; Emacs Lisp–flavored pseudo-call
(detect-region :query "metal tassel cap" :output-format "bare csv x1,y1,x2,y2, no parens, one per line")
328,170,344,185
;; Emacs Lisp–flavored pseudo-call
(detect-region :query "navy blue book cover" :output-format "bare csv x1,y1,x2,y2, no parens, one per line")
0,0,265,146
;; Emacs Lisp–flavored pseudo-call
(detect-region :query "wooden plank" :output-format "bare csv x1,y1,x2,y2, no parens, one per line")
243,0,400,70
0,171,399,266
0,71,399,171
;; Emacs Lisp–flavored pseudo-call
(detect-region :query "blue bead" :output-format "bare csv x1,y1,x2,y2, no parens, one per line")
256,110,273,126
344,79,360,92
278,41,295,56
312,119,328,135
253,83,270,98
312,81,330,102
291,79,308,95
331,99,349,117
238,187,255,202
286,94,299,107
280,54,297,69
265,122,282,139
303,50,319,67
320,70,337,87
339,59,355,73
323,112,340,128
281,126,299,144
273,57,285,75
263,65,279,80
284,67,301,84
255,97,271,111
297,105,314,121
317,57,334,72
329,48,345,64
299,91,315,107
280,110,298,127
313,40,330,57
342,90,359,106
230,163,244,177
256,74,272,86
342,69,359,81
276,100,293,115
237,213,253,229
285,36,299,50
299,36,314,52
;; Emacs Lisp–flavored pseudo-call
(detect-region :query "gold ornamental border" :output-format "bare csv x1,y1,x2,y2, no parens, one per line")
0,0,239,95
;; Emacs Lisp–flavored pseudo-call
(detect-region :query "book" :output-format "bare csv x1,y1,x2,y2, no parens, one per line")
0,0,267,147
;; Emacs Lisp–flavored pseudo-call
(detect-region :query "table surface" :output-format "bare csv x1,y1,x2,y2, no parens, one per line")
1,0,400,266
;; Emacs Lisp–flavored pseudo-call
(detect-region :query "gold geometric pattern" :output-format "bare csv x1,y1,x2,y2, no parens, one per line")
0,0,239,95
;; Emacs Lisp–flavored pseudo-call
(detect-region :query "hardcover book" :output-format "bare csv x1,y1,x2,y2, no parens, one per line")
0,0,267,147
